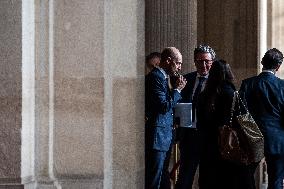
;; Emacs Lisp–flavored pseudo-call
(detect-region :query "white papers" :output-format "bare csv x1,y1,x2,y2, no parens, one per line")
174,103,193,128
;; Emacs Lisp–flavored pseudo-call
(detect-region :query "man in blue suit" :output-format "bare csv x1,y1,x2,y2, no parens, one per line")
145,47,187,189
175,44,216,189
240,48,284,189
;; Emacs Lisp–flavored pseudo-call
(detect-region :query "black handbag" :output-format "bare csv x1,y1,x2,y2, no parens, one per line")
219,91,264,165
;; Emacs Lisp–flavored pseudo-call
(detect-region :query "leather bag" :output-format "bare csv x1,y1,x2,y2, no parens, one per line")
219,91,264,165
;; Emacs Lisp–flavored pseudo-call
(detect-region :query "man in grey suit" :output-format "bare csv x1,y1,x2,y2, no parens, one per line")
240,48,284,189
145,47,187,189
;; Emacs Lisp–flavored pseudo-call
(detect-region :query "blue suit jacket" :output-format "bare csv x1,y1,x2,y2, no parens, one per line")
145,68,182,151
240,72,284,155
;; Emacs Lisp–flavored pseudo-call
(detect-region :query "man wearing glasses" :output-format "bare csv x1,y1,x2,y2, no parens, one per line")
175,44,216,189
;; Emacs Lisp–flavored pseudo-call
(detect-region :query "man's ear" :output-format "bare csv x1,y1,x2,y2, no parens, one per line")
166,57,172,65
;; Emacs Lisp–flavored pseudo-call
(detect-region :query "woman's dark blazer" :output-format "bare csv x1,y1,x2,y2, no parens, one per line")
197,82,235,158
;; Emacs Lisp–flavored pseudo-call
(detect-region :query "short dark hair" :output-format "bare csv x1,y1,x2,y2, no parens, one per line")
146,52,161,63
262,48,283,69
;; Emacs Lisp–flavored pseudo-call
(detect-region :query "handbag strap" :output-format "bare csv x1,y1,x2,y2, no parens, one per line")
229,91,237,126
235,91,249,113
229,91,249,126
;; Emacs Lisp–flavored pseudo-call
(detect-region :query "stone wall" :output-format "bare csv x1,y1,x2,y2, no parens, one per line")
22,0,145,188
0,0,22,188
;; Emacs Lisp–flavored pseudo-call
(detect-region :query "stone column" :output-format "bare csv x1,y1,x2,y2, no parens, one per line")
198,0,259,86
268,0,284,78
198,1,266,189
145,0,197,73
0,0,22,188
22,0,144,188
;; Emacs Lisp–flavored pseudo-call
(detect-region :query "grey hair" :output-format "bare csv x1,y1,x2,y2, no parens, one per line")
194,44,216,60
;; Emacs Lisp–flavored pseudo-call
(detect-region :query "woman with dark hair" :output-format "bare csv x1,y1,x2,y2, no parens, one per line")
196,60,258,189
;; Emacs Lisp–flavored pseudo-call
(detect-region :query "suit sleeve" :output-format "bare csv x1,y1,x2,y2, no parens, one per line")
239,81,245,95
150,75,182,114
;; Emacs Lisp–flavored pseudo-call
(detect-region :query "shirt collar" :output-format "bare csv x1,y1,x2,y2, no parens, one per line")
197,73,209,79
262,70,275,75
157,67,169,79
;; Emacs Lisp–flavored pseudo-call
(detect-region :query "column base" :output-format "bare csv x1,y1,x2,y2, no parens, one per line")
24,183,57,189
22,177,103,189
57,178,103,189
0,178,23,188
22,176,57,189
0,185,23,189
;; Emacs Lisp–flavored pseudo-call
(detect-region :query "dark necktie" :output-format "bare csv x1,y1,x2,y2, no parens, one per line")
192,76,206,122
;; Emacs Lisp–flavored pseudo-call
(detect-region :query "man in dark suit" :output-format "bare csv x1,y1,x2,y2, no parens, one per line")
145,47,187,189
175,44,216,189
239,48,284,189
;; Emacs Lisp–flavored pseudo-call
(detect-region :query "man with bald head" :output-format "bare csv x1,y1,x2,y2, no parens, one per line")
145,47,187,189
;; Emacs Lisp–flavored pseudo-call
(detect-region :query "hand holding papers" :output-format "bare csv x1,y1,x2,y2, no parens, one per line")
174,103,193,128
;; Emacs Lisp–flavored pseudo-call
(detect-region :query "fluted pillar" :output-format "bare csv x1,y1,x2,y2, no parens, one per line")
198,0,259,86
267,0,284,78
22,0,144,188
198,1,265,189
145,0,197,73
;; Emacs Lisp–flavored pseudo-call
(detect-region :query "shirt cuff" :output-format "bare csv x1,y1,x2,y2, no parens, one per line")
174,88,181,93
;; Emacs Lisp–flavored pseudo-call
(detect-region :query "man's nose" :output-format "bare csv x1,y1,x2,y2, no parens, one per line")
177,65,181,70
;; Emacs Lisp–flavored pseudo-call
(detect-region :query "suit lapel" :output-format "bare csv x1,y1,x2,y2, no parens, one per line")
154,68,172,98
189,72,197,96
182,72,197,102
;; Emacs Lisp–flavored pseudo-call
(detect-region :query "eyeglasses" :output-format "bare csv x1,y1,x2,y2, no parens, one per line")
171,59,182,66
195,59,213,65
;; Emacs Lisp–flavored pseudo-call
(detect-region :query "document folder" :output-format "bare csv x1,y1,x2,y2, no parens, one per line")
174,103,192,128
